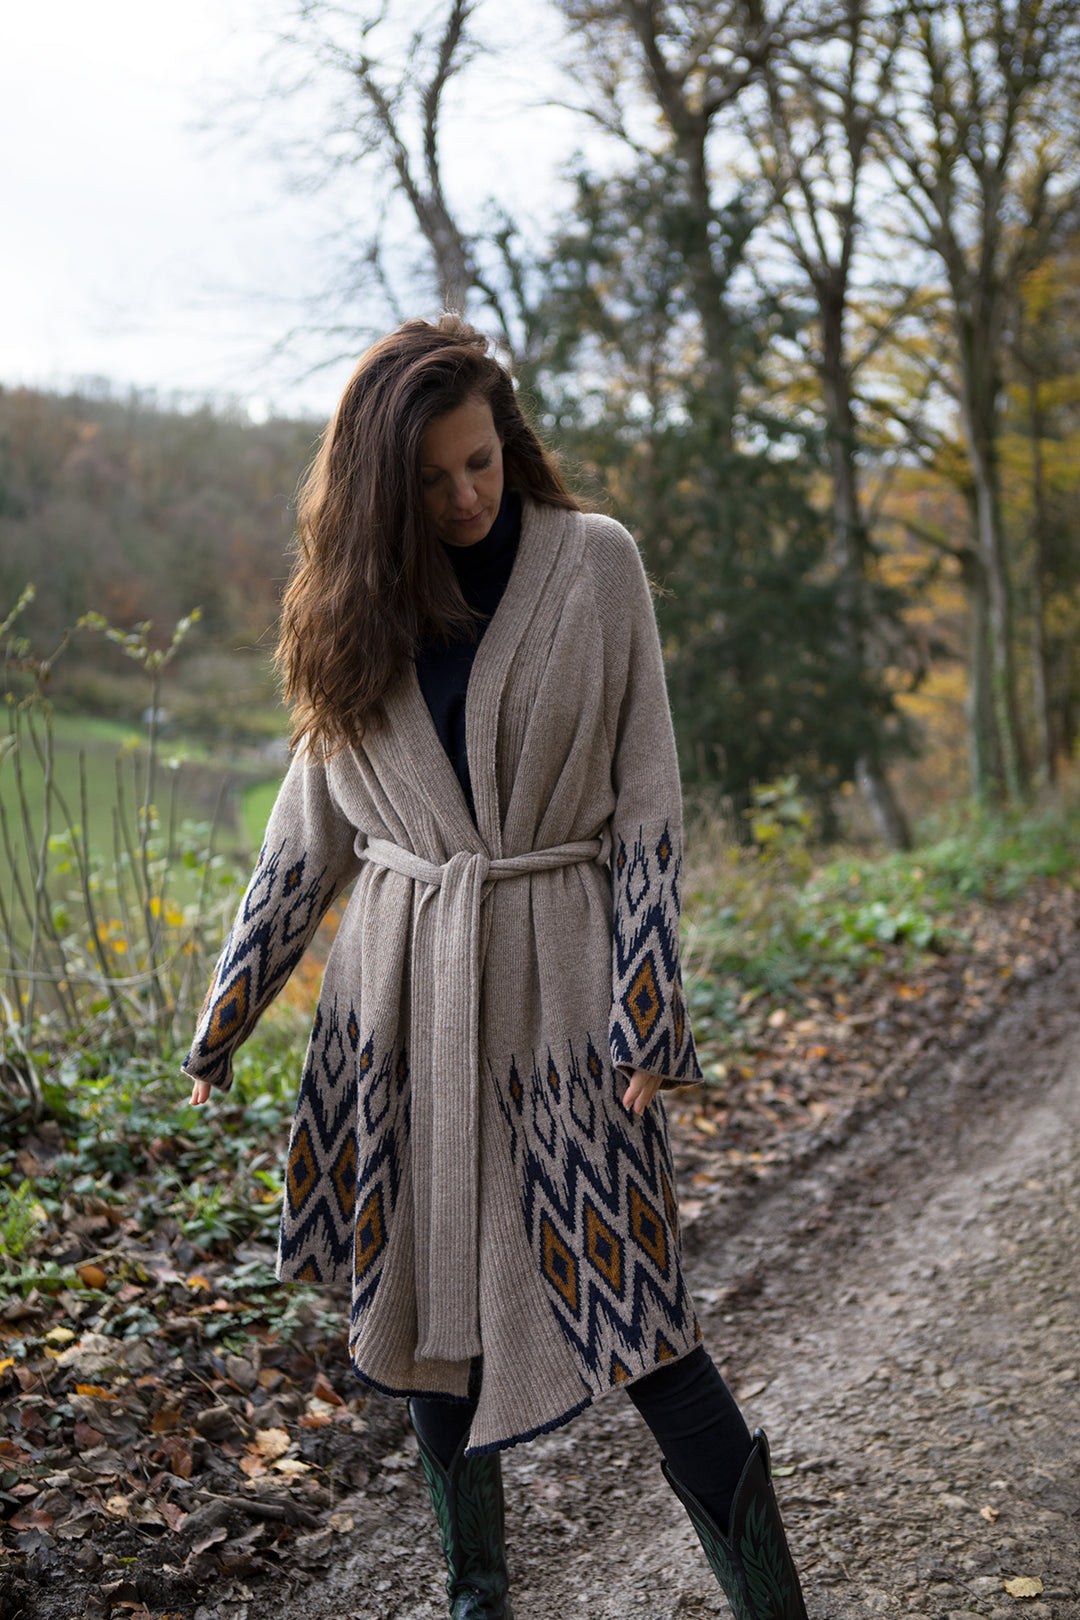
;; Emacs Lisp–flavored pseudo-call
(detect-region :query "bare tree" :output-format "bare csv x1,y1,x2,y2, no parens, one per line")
750,0,914,845
265,0,522,346
1006,215,1080,785
551,0,814,445
876,0,1080,802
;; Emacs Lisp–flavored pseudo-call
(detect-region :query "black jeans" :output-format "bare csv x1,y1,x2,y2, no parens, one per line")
409,1344,752,1531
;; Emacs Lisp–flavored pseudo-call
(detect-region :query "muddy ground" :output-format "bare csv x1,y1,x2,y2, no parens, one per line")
219,942,1080,1620
7,946,1080,1620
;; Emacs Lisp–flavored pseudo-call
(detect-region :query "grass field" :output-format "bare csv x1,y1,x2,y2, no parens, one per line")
0,709,281,947
239,776,284,852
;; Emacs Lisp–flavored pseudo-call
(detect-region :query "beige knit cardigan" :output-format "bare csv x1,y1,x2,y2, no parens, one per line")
183,500,703,1454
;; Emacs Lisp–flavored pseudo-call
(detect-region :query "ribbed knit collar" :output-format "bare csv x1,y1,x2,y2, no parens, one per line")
369,499,586,858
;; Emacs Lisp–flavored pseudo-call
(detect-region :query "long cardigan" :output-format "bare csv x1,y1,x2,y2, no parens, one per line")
183,500,703,1454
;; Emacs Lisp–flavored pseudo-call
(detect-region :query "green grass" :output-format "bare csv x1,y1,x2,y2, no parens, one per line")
681,797,1080,1051
240,777,284,851
0,708,279,907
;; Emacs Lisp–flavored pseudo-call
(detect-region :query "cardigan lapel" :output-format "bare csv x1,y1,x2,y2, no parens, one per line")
465,499,582,857
360,500,583,862
367,664,483,858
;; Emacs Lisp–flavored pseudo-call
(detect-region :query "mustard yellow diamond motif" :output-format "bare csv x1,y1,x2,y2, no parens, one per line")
332,1135,358,1222
541,1213,579,1314
625,956,661,1042
206,970,249,1050
354,1188,385,1280
585,1203,624,1295
628,1181,668,1272
286,1122,319,1212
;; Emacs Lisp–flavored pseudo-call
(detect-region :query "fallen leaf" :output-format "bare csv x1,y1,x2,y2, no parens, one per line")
9,1508,55,1531
159,1500,188,1531
311,1371,344,1406
132,1500,166,1527
76,1264,108,1290
54,1508,100,1540
272,1458,312,1475
150,1403,183,1433
1004,1577,1043,1599
980,1504,999,1521
191,1522,229,1556
328,1512,354,1533
105,1495,132,1518
157,1437,194,1478
45,1326,77,1346
253,1427,290,1459
192,1404,246,1443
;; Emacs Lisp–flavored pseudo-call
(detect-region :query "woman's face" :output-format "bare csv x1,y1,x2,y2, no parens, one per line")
419,395,504,547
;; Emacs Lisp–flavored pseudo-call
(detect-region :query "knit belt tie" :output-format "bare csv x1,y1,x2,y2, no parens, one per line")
362,836,603,1363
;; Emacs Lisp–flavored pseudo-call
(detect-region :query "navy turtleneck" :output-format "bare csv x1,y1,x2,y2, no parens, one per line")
415,488,522,819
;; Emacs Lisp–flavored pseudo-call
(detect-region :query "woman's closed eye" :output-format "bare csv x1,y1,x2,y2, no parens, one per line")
422,453,493,488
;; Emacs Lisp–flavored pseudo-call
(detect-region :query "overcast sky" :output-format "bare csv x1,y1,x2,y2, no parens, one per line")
2,0,580,421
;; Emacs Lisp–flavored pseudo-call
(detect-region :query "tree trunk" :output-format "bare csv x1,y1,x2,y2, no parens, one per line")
958,353,1029,802
820,294,911,849
1026,378,1055,787
856,748,911,850
960,545,1004,805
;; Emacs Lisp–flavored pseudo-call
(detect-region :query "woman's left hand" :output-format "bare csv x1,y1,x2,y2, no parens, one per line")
622,1067,663,1115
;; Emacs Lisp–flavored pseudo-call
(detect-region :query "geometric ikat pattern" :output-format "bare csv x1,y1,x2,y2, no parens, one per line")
493,1036,700,1391
183,836,338,1092
610,821,699,1085
277,1002,409,1310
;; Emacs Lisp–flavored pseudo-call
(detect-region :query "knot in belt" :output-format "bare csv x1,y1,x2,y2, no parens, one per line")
362,836,603,1362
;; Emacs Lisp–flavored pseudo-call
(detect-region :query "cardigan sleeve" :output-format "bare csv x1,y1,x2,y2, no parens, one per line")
598,520,702,1089
181,748,364,1093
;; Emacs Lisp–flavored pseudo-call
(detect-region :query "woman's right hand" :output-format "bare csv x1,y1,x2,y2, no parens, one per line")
189,1079,212,1107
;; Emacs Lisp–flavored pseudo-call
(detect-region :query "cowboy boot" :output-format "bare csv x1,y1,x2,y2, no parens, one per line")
410,1407,514,1620
662,1428,808,1620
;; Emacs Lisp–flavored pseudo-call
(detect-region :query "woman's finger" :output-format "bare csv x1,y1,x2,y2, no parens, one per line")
621,1067,662,1115
189,1079,212,1107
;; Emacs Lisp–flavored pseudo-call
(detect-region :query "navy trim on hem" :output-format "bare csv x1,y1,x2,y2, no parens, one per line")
463,1393,593,1457
349,1366,475,1405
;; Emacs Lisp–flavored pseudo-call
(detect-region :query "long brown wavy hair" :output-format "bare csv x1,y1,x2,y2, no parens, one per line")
277,316,580,756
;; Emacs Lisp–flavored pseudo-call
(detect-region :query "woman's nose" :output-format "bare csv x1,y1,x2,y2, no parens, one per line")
449,472,476,508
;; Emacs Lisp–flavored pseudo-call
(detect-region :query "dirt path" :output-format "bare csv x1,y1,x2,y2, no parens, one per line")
241,950,1080,1620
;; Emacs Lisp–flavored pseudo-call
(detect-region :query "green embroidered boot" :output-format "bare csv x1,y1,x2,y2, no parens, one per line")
410,1410,514,1620
662,1428,808,1620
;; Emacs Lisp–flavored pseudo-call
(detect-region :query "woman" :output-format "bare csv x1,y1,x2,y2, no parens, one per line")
184,317,808,1620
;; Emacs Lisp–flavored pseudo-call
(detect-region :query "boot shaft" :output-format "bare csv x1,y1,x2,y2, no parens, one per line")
664,1428,809,1620
411,1414,515,1620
